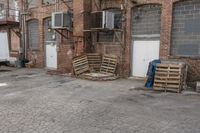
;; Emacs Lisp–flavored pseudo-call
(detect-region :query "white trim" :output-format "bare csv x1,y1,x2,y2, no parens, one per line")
132,34,160,38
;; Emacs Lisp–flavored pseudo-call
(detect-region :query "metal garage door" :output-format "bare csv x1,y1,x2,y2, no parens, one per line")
44,18,57,69
27,19,39,49
0,32,9,60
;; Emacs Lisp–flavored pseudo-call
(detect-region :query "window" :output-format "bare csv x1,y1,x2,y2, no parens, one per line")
0,3,4,11
94,8,122,42
110,9,122,29
0,3,5,19
42,0,56,5
28,0,38,8
171,0,200,57
27,19,39,50
98,31,114,42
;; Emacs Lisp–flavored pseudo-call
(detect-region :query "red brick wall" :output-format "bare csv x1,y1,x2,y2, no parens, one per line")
25,2,73,72
10,29,20,52
84,0,200,83
21,0,200,83
73,0,91,55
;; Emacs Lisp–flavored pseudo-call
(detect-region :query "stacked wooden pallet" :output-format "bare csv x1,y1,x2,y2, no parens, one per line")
87,53,102,72
153,64,184,93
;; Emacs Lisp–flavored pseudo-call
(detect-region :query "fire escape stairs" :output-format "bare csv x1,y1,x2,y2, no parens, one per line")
11,27,21,38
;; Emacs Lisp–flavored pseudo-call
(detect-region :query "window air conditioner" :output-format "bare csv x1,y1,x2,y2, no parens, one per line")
92,11,114,29
51,11,72,30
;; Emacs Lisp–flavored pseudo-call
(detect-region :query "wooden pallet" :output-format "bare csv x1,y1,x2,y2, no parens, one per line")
153,64,184,93
87,53,102,72
100,55,118,74
72,55,90,76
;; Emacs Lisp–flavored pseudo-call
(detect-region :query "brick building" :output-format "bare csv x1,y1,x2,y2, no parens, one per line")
0,0,21,62
23,0,82,73
2,0,199,86
73,0,200,86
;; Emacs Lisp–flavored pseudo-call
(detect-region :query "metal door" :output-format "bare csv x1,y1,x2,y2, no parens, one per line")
131,40,160,77
0,32,9,60
44,18,57,69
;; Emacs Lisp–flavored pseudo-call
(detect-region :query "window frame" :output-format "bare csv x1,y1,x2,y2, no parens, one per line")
27,19,40,50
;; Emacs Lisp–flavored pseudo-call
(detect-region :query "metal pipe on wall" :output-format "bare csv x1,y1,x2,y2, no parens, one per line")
20,0,28,60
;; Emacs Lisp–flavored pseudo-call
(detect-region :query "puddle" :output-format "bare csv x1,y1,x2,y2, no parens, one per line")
141,93,155,99
133,87,152,91
56,79,74,84
15,73,38,79
24,73,37,76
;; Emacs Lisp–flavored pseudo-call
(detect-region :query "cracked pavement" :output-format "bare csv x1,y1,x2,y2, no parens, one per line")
0,67,200,133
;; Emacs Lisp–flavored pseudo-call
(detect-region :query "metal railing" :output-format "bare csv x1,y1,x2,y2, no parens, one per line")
0,8,20,22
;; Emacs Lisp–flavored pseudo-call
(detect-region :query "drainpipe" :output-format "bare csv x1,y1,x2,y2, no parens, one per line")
20,0,28,61
55,0,58,12
19,0,24,61
23,15,27,59
7,0,9,20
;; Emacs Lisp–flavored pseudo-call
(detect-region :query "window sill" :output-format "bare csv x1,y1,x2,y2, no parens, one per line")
28,49,40,52
28,6,39,9
42,3,56,7
169,55,200,60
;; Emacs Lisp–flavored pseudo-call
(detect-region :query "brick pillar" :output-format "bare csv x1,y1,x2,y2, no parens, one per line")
73,0,85,55
37,19,45,67
123,2,133,77
160,1,173,60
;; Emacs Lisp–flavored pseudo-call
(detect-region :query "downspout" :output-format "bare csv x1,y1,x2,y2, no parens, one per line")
55,0,58,12
23,0,28,60
19,0,24,60
7,0,9,20
20,0,28,60
55,0,58,44
122,0,128,77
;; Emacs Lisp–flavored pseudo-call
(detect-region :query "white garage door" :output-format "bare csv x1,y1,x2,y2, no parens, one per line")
0,32,9,60
132,40,160,77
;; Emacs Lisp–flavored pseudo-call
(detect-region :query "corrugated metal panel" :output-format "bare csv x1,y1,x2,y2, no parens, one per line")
27,19,39,49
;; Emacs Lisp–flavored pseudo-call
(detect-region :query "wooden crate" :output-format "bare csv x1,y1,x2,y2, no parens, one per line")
100,55,118,74
72,55,90,76
153,64,184,93
87,53,102,72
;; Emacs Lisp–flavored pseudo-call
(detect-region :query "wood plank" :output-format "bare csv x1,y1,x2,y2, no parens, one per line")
72,55,90,76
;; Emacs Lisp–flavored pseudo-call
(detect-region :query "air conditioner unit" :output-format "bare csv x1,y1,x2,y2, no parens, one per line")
52,11,72,30
91,11,114,29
